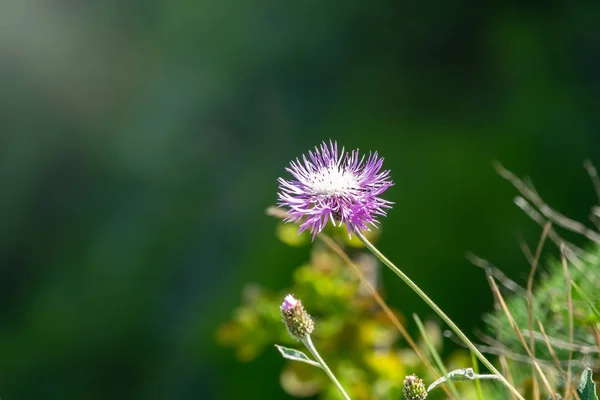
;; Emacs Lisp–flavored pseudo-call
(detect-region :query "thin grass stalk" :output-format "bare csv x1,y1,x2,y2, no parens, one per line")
302,336,351,400
413,314,461,398
488,276,557,400
266,207,455,398
356,230,525,400
525,222,551,400
560,245,575,400
470,350,484,400
316,233,455,399
537,319,567,377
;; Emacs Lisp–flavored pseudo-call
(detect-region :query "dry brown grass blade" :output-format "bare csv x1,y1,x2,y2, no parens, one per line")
537,318,580,400
317,234,455,399
499,355,517,400
520,239,535,265
265,206,455,399
480,267,518,400
494,162,600,243
536,321,583,400
525,222,551,400
536,320,582,400
560,244,575,400
537,319,567,377
488,275,558,400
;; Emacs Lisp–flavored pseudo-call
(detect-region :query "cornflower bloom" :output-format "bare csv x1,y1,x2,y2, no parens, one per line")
277,140,393,238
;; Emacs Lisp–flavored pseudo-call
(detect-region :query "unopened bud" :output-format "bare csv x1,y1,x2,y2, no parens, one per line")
403,374,427,400
280,294,314,340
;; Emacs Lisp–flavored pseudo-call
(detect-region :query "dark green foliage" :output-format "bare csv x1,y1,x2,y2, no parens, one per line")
484,172,600,396
484,245,600,374
577,368,598,400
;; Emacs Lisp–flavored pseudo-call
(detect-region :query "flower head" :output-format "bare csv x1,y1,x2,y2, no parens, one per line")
403,374,428,400
280,294,314,340
278,140,393,239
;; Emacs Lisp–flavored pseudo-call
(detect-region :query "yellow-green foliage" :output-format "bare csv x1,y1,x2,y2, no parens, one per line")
217,223,475,399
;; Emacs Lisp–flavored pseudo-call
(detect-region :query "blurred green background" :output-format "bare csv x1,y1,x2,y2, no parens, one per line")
1,0,600,399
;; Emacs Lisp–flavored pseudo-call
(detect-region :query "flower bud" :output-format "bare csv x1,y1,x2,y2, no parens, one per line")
280,294,314,340
403,374,427,400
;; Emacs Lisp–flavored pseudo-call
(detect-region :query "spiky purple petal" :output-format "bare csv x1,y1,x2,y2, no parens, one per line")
277,140,393,239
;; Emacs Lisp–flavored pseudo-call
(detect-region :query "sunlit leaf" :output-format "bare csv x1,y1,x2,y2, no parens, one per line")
577,368,598,400
275,345,321,368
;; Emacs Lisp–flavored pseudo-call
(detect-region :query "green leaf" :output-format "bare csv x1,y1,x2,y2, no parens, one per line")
577,368,598,400
274,345,321,368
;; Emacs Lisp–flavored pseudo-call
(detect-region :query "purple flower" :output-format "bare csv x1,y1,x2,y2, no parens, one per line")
278,140,393,238
280,294,298,311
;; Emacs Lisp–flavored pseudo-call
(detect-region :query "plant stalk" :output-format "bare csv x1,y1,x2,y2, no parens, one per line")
356,230,524,400
302,335,351,400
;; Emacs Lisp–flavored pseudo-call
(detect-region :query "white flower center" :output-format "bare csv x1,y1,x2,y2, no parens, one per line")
310,164,358,196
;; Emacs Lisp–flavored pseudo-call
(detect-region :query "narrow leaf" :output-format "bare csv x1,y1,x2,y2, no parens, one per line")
274,345,321,368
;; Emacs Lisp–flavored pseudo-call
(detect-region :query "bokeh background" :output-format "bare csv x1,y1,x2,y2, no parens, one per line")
1,1,600,399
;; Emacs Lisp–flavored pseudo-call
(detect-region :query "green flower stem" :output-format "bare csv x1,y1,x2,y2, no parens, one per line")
356,230,524,400
302,335,351,400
